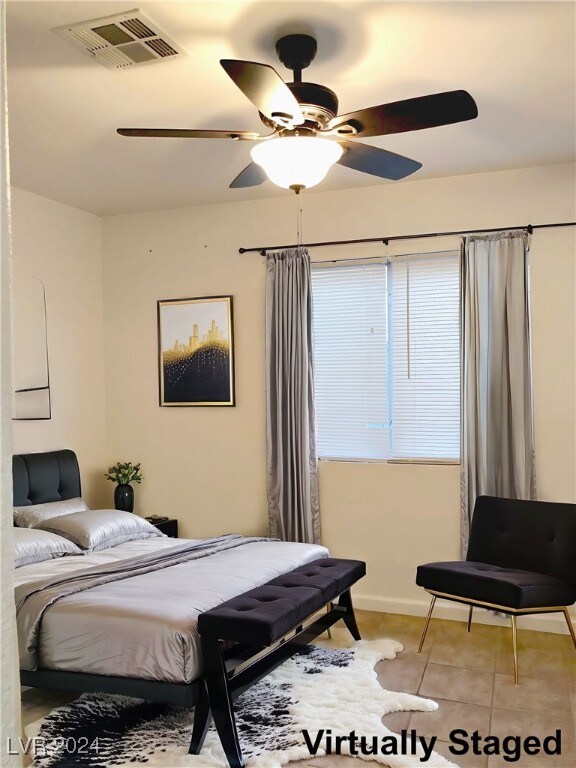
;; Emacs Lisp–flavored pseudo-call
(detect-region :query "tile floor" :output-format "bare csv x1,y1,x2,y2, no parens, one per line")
21,611,576,768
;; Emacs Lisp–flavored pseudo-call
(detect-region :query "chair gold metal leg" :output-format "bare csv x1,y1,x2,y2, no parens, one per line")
418,596,436,653
563,608,576,649
467,605,473,633
511,614,519,685
326,604,332,639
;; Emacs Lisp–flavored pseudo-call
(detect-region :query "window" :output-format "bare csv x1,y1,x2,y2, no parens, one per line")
311,252,460,461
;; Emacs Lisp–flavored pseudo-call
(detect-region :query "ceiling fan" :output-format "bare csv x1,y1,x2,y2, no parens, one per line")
118,34,478,193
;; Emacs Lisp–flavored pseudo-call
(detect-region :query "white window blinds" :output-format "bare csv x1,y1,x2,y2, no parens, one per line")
312,252,460,461
312,263,390,460
390,253,460,459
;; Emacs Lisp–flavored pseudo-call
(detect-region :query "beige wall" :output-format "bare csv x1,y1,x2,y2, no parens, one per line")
2,0,22,759
101,163,575,629
10,188,108,507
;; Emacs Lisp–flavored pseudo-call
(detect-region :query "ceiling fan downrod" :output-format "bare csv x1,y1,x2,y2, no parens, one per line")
275,34,318,84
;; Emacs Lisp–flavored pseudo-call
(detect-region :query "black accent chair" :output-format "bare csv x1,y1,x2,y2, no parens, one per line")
416,495,576,684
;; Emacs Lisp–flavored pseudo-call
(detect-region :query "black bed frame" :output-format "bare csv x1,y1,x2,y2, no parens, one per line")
15,450,361,768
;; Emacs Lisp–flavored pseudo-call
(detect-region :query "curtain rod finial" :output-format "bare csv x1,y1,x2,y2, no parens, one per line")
527,224,533,234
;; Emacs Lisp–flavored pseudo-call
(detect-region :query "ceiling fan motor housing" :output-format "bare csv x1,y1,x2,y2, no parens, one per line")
260,82,339,130
269,34,339,130
289,82,339,127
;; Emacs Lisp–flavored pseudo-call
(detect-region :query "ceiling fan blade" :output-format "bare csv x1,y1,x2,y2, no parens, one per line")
229,162,268,189
329,90,478,138
337,141,422,180
117,128,261,140
220,60,305,128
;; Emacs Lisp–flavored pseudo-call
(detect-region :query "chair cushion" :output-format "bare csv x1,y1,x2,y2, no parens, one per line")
416,561,576,610
198,557,366,645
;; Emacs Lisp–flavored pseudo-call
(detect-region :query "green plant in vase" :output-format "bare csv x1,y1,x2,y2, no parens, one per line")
105,461,143,513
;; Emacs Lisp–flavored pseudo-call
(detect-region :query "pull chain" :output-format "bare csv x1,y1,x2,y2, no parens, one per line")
296,188,304,250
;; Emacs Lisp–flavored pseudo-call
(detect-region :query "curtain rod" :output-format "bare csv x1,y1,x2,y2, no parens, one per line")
238,221,575,255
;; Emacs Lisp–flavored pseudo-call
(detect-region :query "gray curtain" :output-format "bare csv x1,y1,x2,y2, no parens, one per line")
266,248,321,544
460,231,535,556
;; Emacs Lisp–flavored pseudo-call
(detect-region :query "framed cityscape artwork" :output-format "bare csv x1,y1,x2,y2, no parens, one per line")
157,295,235,407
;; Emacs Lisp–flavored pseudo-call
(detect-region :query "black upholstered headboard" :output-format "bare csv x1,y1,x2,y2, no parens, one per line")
12,450,81,507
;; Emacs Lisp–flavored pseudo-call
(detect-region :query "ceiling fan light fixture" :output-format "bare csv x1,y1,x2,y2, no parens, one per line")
250,136,343,190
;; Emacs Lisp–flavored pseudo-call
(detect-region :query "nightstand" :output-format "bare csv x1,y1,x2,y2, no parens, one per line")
148,518,178,538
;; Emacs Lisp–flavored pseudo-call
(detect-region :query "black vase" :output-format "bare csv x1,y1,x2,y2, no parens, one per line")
114,484,134,513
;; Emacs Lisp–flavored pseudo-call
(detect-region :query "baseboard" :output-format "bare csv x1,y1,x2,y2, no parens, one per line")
354,593,575,635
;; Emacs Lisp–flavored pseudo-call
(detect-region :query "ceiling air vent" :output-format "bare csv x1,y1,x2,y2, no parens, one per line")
53,9,184,70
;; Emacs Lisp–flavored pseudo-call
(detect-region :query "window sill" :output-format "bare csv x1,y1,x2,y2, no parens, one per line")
318,457,460,466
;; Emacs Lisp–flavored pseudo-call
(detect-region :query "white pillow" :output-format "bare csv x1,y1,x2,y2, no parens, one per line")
13,497,89,529
36,509,166,552
13,527,84,568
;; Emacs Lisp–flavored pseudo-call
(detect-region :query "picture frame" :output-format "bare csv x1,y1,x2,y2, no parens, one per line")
157,295,235,407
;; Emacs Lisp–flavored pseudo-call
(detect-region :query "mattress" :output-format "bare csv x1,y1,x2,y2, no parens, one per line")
15,536,328,684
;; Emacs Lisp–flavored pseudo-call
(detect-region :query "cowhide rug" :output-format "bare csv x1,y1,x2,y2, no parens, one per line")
26,640,457,767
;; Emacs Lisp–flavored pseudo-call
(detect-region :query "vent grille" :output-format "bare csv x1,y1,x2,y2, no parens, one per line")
54,9,184,70
120,18,154,39
122,42,156,63
145,38,178,58
92,24,133,46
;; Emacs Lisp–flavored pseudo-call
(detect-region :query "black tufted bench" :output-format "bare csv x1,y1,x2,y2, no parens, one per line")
416,496,576,685
198,558,365,645
190,557,366,768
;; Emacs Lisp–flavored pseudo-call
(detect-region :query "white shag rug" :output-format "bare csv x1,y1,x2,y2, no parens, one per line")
26,640,458,768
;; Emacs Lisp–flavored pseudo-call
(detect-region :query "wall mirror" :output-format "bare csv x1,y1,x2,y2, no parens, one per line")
13,278,51,420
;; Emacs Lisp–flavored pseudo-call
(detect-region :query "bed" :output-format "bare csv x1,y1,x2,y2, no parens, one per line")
13,450,364,768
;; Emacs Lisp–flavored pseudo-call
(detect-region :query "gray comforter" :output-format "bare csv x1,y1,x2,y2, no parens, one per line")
16,535,328,683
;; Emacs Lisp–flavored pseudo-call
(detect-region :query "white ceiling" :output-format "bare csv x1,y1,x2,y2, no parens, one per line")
6,1,576,216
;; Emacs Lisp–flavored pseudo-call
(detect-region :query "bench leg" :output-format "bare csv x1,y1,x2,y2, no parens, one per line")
339,589,361,641
202,638,244,768
188,681,212,755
